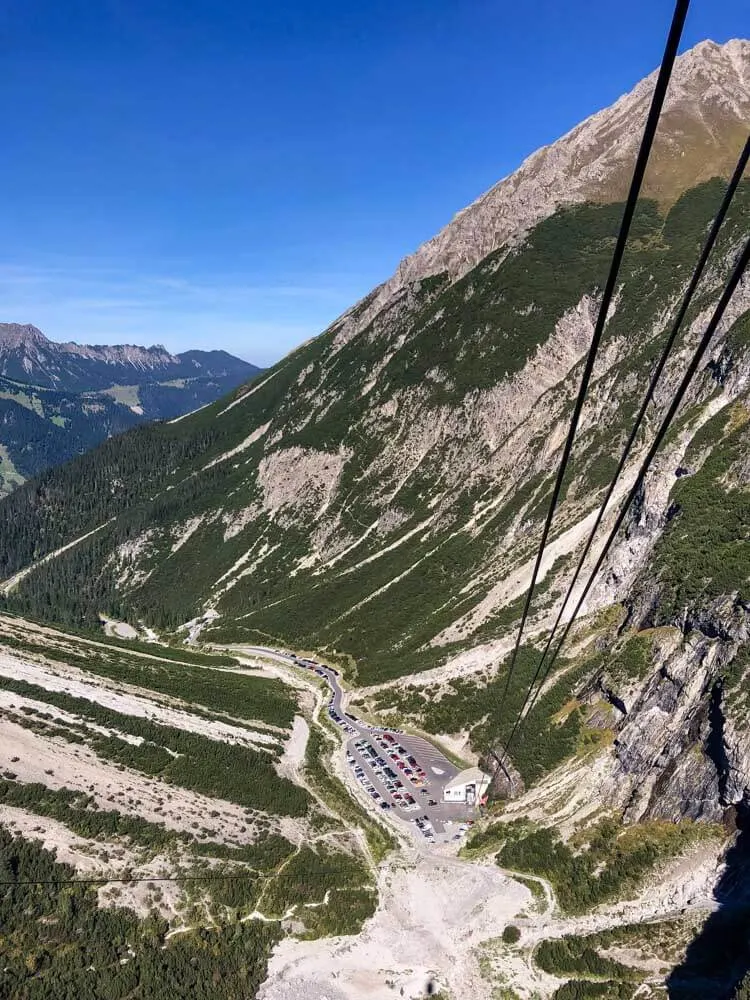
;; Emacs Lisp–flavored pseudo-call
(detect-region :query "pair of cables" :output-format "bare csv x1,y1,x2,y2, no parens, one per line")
495,0,749,771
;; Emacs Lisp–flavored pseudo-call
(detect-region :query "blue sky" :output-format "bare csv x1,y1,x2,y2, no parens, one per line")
2,1,746,366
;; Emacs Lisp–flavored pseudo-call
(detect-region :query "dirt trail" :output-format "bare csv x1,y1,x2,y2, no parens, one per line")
501,868,556,915
0,613,228,669
0,521,114,594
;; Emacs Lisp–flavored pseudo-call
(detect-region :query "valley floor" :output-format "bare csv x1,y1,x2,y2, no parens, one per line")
260,852,529,1000
0,618,733,1000
257,835,724,1000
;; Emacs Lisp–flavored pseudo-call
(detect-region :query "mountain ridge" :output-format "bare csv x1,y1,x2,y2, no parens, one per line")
0,322,257,389
1,37,749,996
0,41,748,823
0,321,262,494
330,38,750,352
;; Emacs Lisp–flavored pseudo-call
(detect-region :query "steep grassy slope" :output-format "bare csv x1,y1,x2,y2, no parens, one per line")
0,182,747,694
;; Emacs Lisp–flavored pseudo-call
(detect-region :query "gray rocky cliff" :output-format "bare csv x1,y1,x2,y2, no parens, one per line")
331,39,750,353
585,600,750,826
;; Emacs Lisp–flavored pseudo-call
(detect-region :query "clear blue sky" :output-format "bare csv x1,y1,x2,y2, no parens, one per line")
1,1,746,365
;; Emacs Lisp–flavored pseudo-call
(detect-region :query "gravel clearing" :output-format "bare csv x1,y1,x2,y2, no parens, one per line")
259,854,529,1000
276,714,310,782
0,648,280,750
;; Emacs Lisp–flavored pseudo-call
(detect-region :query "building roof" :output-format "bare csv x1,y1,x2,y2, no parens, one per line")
444,766,490,792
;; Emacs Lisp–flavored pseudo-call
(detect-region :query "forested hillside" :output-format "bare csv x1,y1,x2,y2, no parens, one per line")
0,181,747,687
0,324,260,494
0,615,380,998
0,36,749,1000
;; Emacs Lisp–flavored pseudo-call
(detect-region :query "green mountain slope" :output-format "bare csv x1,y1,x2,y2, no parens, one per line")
0,44,748,857
0,39,749,1000
0,179,747,693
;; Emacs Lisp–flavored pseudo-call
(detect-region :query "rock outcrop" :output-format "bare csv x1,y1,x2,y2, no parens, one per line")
331,39,750,352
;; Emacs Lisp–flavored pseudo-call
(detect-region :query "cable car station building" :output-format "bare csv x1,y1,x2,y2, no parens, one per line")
442,767,491,805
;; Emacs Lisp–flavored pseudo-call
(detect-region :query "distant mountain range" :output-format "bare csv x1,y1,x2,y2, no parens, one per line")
0,323,261,494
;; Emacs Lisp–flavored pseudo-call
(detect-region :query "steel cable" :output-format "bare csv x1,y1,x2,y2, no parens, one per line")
501,136,749,745
493,0,691,741
501,231,750,765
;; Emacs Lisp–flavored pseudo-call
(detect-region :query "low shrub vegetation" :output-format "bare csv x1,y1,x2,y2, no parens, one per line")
0,675,309,817
304,726,395,862
495,817,715,914
502,925,521,945
0,828,280,1000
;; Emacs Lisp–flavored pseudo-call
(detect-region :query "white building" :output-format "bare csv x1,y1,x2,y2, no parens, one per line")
442,767,491,805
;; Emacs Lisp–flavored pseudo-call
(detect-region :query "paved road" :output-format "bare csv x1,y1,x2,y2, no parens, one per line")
232,646,479,846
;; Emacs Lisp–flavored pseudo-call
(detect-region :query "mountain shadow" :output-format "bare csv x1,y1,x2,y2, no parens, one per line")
666,802,750,999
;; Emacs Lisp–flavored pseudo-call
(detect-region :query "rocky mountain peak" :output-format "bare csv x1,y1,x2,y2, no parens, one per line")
0,320,261,494
0,322,50,351
331,38,750,351
57,340,178,367
668,38,749,112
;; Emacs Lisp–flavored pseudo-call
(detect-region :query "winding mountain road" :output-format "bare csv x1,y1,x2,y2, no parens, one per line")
227,645,477,841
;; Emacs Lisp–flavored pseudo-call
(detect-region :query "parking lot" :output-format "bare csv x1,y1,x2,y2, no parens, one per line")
345,729,475,845
233,645,480,846
301,658,479,846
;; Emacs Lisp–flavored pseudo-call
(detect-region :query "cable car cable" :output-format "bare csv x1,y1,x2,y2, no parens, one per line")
500,232,750,766
507,135,750,735
493,0,691,740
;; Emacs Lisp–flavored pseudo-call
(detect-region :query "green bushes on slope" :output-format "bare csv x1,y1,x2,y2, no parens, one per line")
652,408,750,619
0,675,309,817
535,937,640,980
552,982,636,1000
495,817,713,914
370,645,593,786
0,828,280,1000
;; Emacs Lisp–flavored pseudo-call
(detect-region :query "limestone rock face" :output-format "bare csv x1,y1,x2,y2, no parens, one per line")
585,599,750,824
332,39,750,352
